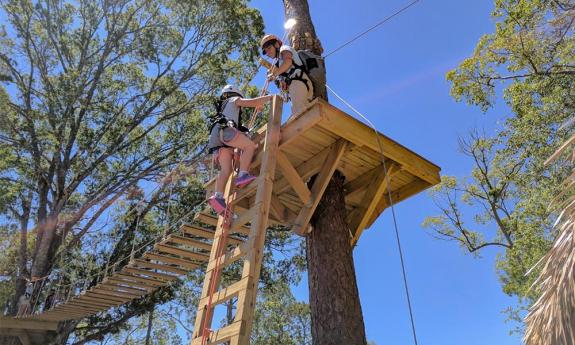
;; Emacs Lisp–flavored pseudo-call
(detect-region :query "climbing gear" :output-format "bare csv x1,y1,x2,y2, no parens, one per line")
207,87,249,154
235,173,257,188
275,49,324,100
220,84,244,98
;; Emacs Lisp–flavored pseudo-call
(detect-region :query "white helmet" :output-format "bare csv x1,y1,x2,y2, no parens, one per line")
220,84,243,98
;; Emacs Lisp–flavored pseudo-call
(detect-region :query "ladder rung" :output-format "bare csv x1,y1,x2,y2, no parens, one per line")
206,242,249,273
143,252,200,270
155,243,210,262
194,213,251,236
122,267,179,281
198,276,249,309
180,223,244,246
133,258,190,275
164,235,212,251
191,320,244,345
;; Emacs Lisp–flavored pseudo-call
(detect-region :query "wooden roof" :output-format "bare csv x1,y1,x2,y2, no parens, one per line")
207,99,441,245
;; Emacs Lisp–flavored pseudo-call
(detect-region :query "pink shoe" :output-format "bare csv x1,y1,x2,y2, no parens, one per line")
235,174,257,188
208,195,227,215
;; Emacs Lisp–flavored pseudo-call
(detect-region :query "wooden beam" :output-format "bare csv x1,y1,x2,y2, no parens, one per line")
344,163,389,196
365,178,430,230
276,151,312,205
292,139,348,235
348,164,400,245
273,144,330,195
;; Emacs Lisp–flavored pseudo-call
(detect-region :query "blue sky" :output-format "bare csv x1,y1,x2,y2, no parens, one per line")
250,0,522,344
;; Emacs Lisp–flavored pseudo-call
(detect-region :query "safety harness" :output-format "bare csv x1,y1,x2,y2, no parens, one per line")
208,96,248,153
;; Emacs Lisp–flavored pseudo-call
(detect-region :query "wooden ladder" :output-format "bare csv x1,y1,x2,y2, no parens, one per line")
190,96,282,345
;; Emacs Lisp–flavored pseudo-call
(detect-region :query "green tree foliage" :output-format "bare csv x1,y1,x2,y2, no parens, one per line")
424,0,575,311
251,282,311,345
0,0,266,342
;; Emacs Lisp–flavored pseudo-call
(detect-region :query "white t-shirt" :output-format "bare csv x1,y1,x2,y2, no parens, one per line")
278,45,303,77
221,96,241,124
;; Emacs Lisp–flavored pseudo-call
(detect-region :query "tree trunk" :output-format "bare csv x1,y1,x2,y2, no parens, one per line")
282,2,367,343
307,171,367,344
282,0,326,99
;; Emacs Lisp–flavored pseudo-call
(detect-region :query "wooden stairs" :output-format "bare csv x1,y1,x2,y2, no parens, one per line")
14,97,441,345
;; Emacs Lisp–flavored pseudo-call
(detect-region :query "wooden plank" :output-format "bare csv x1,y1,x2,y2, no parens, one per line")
133,258,190,275
292,139,348,235
114,273,165,287
276,151,312,205
230,206,256,233
122,267,178,282
104,276,160,290
87,287,141,300
102,276,154,291
71,298,115,309
98,281,149,294
154,244,209,262
180,223,244,246
143,252,200,270
318,100,440,185
195,213,250,236
82,291,127,303
85,291,131,303
78,295,123,306
164,235,212,251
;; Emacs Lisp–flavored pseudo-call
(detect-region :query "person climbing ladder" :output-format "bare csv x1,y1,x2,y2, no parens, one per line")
207,84,273,215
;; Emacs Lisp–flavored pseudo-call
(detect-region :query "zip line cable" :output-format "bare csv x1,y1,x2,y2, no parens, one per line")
323,0,421,58
326,84,420,345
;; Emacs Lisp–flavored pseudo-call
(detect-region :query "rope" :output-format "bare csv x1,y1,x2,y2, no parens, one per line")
326,84,420,345
323,0,421,58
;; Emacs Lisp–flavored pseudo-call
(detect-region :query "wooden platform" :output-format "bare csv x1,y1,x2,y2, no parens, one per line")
14,97,440,344
206,98,440,244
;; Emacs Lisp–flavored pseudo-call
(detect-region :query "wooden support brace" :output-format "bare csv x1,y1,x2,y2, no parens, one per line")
276,151,312,205
292,139,348,236
347,163,401,244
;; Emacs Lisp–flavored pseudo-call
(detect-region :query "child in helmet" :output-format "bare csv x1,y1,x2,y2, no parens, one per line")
207,85,273,215
260,34,314,116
